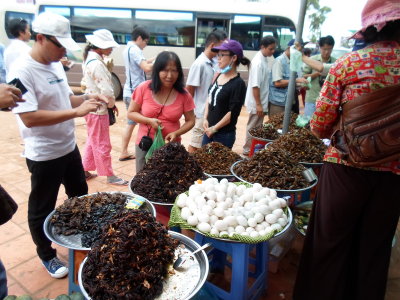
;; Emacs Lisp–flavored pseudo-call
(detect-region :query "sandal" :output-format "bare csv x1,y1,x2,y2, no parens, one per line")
85,172,98,181
118,154,135,161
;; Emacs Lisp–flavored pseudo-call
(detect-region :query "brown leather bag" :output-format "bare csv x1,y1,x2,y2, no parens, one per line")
330,84,400,167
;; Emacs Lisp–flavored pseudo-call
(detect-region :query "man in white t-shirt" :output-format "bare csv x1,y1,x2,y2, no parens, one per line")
120,26,154,161
4,17,32,81
242,36,277,156
186,30,225,153
10,12,106,279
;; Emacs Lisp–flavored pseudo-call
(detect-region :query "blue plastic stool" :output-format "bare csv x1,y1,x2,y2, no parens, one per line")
195,233,268,300
68,249,87,294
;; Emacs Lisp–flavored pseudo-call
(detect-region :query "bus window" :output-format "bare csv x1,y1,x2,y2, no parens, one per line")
134,10,195,47
263,15,295,55
231,15,261,51
4,12,35,39
41,6,71,17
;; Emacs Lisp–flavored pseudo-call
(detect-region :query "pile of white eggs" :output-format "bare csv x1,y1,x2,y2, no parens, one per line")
176,178,289,239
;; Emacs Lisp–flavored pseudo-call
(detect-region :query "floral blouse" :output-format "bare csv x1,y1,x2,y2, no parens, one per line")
310,41,400,174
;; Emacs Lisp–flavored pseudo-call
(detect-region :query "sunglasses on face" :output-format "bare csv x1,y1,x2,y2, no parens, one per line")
43,35,64,48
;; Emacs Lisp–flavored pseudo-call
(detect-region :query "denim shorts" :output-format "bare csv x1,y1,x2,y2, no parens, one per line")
123,97,137,125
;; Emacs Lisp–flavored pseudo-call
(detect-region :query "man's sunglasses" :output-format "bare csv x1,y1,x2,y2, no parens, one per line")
44,35,64,48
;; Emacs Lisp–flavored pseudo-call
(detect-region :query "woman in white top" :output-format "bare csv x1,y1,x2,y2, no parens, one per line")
82,29,128,185
4,18,31,80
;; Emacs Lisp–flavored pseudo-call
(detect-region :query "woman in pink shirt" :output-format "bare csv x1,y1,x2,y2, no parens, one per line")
128,51,195,172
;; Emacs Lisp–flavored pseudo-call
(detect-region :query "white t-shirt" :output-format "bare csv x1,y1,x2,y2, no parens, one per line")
4,39,31,81
186,52,214,118
11,54,75,161
244,51,273,114
122,42,146,98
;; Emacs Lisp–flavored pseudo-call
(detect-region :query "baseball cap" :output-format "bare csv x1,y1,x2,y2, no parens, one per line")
32,12,80,51
351,0,400,39
211,39,243,60
85,29,119,49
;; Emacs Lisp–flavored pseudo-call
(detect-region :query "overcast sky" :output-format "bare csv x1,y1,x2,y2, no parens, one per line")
303,0,368,45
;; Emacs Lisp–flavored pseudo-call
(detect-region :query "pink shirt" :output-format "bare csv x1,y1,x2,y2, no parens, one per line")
133,80,195,144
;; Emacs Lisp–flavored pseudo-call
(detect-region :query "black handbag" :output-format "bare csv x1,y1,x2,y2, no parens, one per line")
0,185,18,225
108,106,116,126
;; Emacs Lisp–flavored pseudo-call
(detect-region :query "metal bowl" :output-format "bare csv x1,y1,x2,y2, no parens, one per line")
203,172,236,182
248,132,276,143
230,160,318,194
43,192,156,250
299,161,323,168
129,177,174,207
78,231,209,300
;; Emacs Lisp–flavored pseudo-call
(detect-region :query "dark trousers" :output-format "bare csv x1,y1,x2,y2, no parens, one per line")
293,162,400,300
26,146,88,261
202,130,236,149
0,259,7,299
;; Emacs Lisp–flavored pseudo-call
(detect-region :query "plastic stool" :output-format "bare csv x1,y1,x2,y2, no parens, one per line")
249,138,269,157
195,233,268,300
68,249,88,294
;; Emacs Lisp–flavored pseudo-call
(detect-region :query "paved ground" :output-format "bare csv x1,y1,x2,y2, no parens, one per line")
0,100,398,299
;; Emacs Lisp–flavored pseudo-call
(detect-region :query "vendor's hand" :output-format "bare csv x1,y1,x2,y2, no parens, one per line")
87,93,109,105
0,84,24,109
148,118,162,130
205,126,217,138
75,99,103,117
296,78,309,85
203,120,209,131
165,132,178,143
294,41,303,52
256,103,264,117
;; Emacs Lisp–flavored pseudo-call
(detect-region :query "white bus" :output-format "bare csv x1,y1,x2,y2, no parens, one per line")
35,0,297,66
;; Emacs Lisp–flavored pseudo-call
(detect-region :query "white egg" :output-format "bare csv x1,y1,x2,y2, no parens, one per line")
187,215,198,226
220,178,229,185
225,197,233,208
202,205,213,215
197,222,211,232
177,195,187,208
210,228,219,236
240,232,250,236
198,213,210,223
195,196,207,208
264,226,273,234
277,217,287,227
253,183,263,192
254,191,265,201
213,207,225,218
226,185,236,198
258,198,269,205
215,220,228,231
246,227,255,233
207,199,216,208
272,208,284,218
217,184,227,194
207,191,217,201
189,185,200,195
279,198,288,208
271,223,283,231
261,187,270,196
258,230,266,236
229,232,236,238
236,185,245,196
254,213,264,223
261,221,269,227
216,192,226,202
269,199,281,211
244,202,254,209
219,231,229,238
219,201,230,210
244,210,255,219
181,207,191,220
204,178,215,185
211,178,219,185
185,197,195,208
265,214,278,224
188,203,198,214
224,216,237,227
250,231,260,238
235,225,245,234
264,195,272,203
237,215,248,227
255,224,265,232
227,226,235,234
195,182,205,193
258,205,270,215
190,190,201,200
281,213,288,221
210,215,219,225
247,217,257,228
232,202,241,209
269,189,277,199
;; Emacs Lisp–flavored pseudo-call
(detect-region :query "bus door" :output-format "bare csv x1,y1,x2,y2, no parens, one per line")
195,14,229,59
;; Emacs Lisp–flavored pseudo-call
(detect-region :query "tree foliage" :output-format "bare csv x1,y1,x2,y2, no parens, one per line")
306,0,332,42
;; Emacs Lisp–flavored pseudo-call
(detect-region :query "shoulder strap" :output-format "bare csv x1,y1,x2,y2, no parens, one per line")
127,46,133,91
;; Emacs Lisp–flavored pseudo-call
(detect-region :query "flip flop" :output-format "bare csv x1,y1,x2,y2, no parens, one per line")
118,155,135,161
107,178,129,186
85,173,98,181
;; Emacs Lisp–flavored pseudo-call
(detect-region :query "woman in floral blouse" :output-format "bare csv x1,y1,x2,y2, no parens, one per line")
82,29,128,185
293,0,400,299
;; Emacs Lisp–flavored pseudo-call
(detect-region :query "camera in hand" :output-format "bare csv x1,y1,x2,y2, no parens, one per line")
139,135,153,151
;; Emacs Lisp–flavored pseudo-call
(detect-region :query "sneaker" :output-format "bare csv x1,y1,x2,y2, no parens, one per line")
42,257,69,278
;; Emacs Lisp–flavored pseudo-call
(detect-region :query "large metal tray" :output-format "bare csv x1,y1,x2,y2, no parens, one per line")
230,160,318,194
78,231,209,300
129,177,174,207
43,192,156,250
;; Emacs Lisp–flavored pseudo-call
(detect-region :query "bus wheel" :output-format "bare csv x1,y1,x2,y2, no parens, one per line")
111,72,123,100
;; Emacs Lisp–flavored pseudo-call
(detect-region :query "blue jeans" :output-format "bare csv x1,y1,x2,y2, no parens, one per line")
0,259,7,299
123,97,137,125
202,131,236,149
